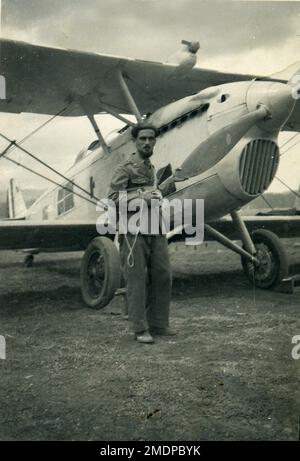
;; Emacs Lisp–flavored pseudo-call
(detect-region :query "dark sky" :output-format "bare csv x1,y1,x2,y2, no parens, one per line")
2,0,300,72
0,0,299,192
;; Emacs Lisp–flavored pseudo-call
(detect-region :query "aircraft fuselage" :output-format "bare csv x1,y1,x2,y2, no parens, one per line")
25,80,295,229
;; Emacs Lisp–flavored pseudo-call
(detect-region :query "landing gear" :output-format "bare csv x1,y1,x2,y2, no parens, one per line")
80,236,121,309
204,210,289,290
24,254,34,268
241,229,288,289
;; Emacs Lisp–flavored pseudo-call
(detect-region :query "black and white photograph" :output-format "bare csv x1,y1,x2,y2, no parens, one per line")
0,0,299,444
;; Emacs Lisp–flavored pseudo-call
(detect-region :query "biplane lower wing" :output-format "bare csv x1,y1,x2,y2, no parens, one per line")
210,215,300,240
0,215,299,252
0,221,99,251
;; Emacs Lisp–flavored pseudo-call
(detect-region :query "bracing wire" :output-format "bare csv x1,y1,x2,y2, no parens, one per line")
0,102,101,202
0,132,100,201
280,136,300,156
276,133,300,199
274,176,300,198
3,154,98,206
261,194,274,210
279,132,299,152
3,105,71,156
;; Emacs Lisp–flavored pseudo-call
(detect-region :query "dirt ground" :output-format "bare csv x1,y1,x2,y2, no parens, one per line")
0,239,299,441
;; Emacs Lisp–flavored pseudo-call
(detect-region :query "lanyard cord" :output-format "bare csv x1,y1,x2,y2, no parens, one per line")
119,193,145,268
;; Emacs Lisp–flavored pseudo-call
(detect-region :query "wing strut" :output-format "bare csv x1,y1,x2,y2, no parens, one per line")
230,210,256,254
81,73,142,151
204,223,259,263
118,71,143,123
86,114,110,156
99,102,136,127
78,97,110,155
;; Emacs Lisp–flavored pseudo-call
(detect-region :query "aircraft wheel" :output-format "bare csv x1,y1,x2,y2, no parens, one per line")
24,254,34,268
80,236,121,309
241,229,288,289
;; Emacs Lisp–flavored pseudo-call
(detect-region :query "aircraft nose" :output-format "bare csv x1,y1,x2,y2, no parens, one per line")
266,82,295,119
246,82,295,132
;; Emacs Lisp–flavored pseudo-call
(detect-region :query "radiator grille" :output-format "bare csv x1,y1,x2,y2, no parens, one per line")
239,139,279,195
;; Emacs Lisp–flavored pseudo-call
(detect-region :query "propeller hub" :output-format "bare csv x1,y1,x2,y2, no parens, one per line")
246,81,295,132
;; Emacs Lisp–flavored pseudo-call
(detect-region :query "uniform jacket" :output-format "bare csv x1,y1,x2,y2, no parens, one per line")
107,152,162,235
107,152,156,203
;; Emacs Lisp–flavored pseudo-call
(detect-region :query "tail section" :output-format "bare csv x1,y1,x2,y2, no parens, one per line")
7,178,27,218
295,184,300,211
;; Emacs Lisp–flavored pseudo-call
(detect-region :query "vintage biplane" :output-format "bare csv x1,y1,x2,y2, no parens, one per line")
0,38,299,308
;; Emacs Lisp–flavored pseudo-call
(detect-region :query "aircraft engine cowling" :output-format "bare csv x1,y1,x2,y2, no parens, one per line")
205,80,292,211
238,138,279,195
168,133,280,223
215,134,279,202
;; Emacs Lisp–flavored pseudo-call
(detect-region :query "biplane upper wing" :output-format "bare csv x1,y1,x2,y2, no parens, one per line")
0,215,299,251
2,38,299,130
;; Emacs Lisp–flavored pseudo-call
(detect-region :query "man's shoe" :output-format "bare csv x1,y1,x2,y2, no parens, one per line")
134,331,155,344
149,327,176,336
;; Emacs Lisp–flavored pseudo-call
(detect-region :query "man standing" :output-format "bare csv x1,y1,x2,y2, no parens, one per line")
108,124,174,344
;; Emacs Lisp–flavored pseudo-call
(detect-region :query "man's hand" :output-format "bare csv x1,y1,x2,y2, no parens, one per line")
122,187,162,206
141,188,162,204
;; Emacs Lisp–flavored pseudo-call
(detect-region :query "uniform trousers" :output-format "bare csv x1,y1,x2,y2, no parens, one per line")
119,233,172,334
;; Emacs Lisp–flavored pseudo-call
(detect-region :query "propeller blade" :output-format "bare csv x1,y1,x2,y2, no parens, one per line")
287,67,300,86
287,67,300,100
174,106,268,180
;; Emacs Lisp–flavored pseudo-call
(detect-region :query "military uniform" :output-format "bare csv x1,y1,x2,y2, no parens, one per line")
107,153,172,334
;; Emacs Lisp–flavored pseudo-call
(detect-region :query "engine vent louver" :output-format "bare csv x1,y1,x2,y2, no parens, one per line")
239,139,279,195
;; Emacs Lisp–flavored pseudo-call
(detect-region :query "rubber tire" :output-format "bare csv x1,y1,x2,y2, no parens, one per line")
80,236,121,309
241,229,288,289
